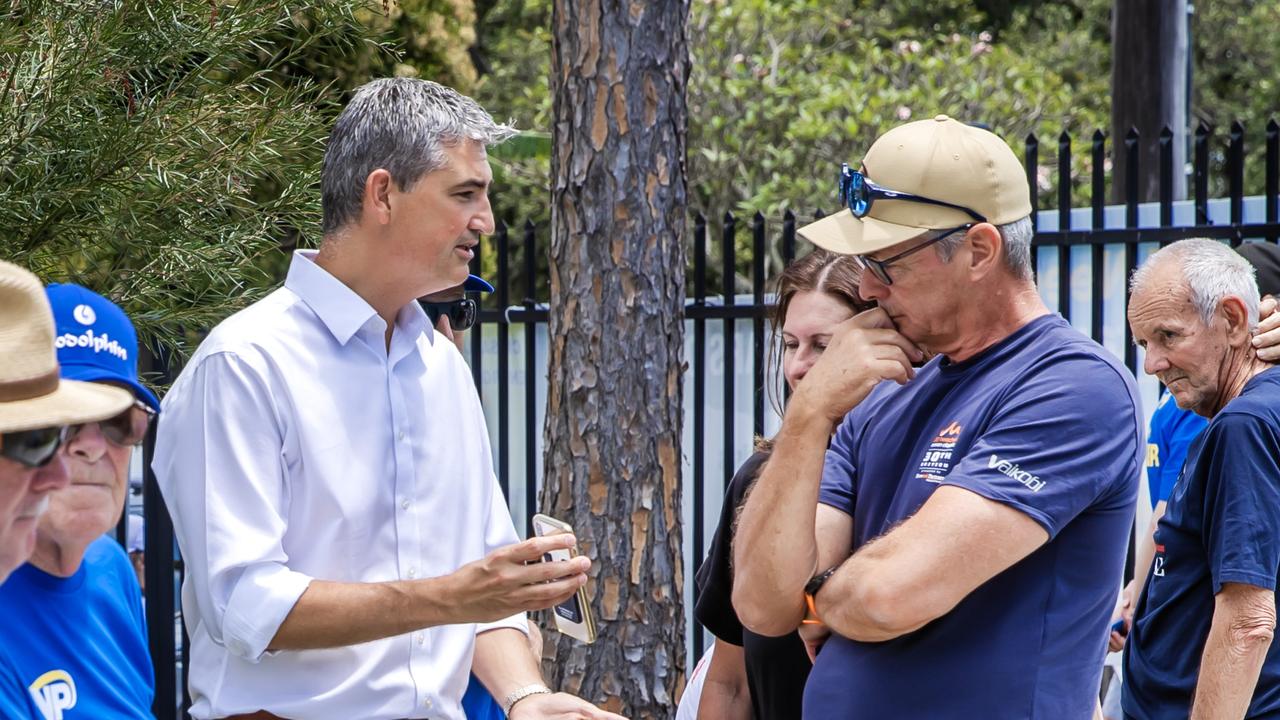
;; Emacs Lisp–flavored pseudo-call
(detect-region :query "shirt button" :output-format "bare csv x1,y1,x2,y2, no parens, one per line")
407,567,417,578
401,498,411,510
397,430,406,441
416,633,425,646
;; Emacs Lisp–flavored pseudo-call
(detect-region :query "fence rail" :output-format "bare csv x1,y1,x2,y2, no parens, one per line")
133,119,1278,717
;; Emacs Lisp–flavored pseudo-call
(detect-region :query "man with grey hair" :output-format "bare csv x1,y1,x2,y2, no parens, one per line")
154,79,625,720
733,116,1141,718
1123,238,1280,719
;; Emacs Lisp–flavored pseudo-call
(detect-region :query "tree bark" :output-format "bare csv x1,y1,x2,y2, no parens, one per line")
543,1,689,717
1111,0,1188,202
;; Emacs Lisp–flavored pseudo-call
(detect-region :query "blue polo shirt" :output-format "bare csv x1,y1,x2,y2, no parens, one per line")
1144,391,1207,507
806,314,1141,720
1123,367,1280,719
0,536,154,719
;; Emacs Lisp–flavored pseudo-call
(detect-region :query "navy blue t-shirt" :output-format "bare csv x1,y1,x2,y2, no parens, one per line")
1123,367,1280,719
1144,390,1207,508
807,314,1141,720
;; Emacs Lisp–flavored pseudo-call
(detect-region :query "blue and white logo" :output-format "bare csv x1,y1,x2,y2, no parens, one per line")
72,304,95,326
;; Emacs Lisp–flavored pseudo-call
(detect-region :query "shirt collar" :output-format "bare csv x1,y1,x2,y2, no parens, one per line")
285,250,432,347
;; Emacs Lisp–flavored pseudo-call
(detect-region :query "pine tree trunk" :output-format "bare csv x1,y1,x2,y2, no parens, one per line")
542,1,689,717
1111,0,1188,202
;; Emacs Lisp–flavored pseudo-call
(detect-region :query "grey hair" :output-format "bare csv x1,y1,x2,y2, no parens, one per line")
1130,238,1260,329
934,215,1035,281
321,78,517,234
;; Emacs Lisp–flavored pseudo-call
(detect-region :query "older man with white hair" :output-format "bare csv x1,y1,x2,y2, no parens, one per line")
1124,238,1280,719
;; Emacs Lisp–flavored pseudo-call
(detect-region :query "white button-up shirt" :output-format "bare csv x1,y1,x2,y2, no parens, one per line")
153,250,525,720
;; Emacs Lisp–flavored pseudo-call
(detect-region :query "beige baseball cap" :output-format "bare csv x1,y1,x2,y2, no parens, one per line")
799,115,1032,256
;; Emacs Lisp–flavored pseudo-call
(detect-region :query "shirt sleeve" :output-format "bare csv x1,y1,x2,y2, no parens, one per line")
152,352,313,662
941,359,1140,539
694,452,767,646
473,389,528,637
1199,413,1280,593
818,410,864,514
1155,410,1207,503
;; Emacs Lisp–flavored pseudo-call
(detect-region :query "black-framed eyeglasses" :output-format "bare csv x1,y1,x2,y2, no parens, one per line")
421,298,478,332
854,225,974,286
67,401,155,448
838,163,987,223
1,425,69,469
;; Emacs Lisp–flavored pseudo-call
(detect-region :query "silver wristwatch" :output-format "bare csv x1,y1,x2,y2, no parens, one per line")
503,683,553,715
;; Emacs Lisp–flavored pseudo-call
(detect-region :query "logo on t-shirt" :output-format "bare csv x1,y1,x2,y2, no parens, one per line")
1145,442,1160,468
988,453,1046,492
1152,543,1167,577
915,421,964,483
28,669,76,720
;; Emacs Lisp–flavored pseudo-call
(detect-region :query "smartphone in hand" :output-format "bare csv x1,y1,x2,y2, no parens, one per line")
531,513,597,644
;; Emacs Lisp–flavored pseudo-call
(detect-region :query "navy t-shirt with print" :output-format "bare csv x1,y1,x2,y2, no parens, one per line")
806,314,1141,720
1123,367,1280,719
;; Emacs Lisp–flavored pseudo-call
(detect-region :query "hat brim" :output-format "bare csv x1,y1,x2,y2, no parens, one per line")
59,363,160,413
463,275,494,293
797,209,933,256
0,379,133,434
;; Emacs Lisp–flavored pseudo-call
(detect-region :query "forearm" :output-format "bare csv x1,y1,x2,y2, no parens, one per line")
697,682,752,720
1191,590,1276,718
697,640,751,720
473,627,544,703
732,399,831,631
817,541,927,642
269,577,458,651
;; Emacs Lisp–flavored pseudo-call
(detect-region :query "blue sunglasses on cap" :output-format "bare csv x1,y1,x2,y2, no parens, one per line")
837,163,986,223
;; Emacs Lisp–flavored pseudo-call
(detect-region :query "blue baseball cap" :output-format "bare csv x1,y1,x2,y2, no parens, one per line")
45,284,160,412
463,275,494,293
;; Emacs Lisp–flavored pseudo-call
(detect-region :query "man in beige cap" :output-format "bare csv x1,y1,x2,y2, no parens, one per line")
733,116,1142,719
0,260,133,717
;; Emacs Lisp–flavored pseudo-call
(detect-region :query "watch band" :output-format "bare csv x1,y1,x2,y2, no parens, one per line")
503,683,553,715
804,565,839,597
802,566,839,625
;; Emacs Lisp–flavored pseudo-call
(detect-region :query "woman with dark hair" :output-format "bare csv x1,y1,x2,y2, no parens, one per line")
691,249,872,720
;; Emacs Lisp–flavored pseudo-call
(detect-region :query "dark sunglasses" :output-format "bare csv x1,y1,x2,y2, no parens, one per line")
854,224,975,286
838,163,987,223
421,297,478,332
1,425,69,468
67,401,155,448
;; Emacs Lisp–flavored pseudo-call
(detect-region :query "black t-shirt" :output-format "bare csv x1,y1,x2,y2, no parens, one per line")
695,451,811,720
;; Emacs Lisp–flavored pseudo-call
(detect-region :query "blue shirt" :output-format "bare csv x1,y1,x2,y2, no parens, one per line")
0,536,154,719
1123,367,1280,719
0,647,39,719
461,675,504,720
1144,391,1207,507
807,315,1141,720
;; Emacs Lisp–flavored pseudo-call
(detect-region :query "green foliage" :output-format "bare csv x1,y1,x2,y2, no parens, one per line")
470,0,1113,287
1193,0,1280,197
0,0,375,357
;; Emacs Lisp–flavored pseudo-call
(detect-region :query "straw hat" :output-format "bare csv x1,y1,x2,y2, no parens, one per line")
0,261,133,434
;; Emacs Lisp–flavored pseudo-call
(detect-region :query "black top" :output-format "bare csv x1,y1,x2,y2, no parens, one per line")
695,451,811,720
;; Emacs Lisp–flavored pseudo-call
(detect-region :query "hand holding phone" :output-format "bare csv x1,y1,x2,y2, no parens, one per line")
532,514,598,644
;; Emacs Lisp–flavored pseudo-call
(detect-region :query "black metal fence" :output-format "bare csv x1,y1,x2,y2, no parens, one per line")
133,119,1278,717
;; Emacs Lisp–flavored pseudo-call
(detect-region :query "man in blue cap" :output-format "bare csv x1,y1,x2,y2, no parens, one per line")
420,274,493,353
0,284,158,719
